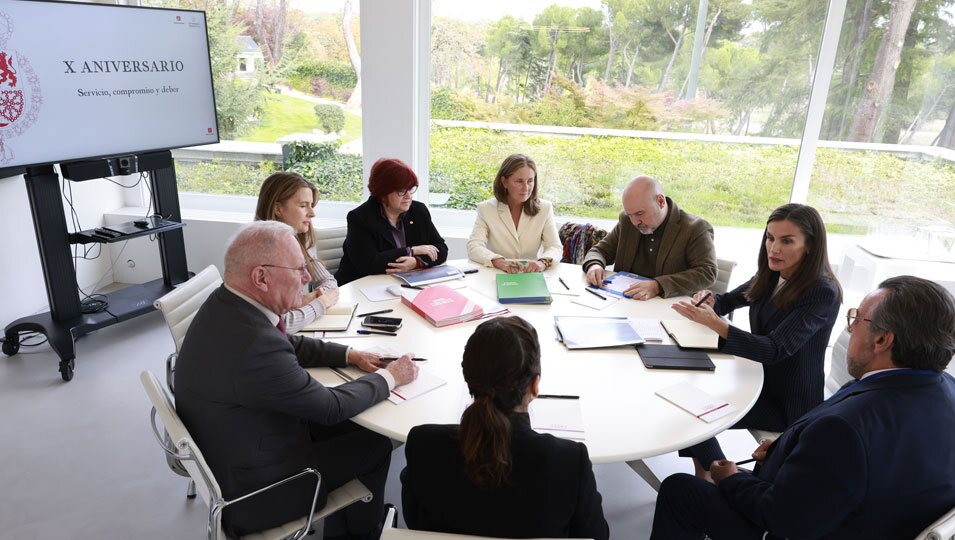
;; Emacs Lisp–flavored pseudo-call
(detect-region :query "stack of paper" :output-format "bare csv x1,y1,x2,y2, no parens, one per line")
571,289,620,310
655,381,736,423
394,265,463,286
554,316,645,349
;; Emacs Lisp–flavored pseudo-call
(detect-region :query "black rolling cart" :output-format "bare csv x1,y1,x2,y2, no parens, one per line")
2,150,189,381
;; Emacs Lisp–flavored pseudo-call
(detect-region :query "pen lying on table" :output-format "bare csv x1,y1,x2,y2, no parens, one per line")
357,329,398,336
537,394,579,399
401,284,423,290
380,356,428,362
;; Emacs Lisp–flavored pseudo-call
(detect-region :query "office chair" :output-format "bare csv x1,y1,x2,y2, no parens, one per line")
141,370,373,540
712,259,737,295
313,226,347,275
378,506,593,540
915,505,955,540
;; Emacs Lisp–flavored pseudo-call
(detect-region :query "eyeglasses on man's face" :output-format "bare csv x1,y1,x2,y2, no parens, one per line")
396,186,418,197
845,307,872,333
260,263,308,275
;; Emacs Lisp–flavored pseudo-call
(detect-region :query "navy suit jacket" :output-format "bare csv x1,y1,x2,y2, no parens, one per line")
719,371,955,540
401,415,610,540
335,197,449,285
715,275,841,431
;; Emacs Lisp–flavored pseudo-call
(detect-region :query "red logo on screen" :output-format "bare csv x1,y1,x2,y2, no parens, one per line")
0,11,42,164
176,15,181,21
207,127,213,133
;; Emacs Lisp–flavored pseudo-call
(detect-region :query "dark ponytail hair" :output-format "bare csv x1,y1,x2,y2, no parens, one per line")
746,203,842,310
458,316,541,488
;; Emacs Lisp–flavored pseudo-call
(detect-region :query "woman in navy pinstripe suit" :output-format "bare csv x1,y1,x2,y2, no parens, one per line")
671,203,842,480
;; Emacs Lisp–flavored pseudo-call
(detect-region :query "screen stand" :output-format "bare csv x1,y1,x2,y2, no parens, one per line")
2,150,189,381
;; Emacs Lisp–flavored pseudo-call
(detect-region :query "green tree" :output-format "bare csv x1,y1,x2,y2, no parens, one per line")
206,6,266,139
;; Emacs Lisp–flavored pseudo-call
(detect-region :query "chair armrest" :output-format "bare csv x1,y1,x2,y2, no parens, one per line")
219,468,322,540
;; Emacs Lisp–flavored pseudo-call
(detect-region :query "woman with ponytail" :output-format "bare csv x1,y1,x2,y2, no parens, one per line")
400,316,609,539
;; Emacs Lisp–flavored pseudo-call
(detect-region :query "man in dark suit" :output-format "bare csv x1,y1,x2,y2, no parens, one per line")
175,221,418,540
582,175,717,299
651,275,955,540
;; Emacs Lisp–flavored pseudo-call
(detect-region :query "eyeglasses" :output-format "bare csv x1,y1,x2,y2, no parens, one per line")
396,186,418,197
260,263,308,275
845,307,872,333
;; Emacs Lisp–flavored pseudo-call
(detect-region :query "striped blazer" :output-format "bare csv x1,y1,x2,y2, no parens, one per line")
715,275,841,431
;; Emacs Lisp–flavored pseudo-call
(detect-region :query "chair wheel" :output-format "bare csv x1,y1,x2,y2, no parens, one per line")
59,358,75,381
2,338,19,356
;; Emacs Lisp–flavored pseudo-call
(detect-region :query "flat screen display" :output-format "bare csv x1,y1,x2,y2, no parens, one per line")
0,0,219,169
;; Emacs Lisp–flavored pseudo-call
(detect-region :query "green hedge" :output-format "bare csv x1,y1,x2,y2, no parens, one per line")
314,104,345,134
284,140,364,202
292,61,357,89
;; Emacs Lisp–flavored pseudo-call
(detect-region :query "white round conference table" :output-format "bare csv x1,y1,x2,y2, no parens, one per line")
308,260,763,466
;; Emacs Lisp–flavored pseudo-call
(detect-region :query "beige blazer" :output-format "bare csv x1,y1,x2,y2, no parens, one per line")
467,198,563,266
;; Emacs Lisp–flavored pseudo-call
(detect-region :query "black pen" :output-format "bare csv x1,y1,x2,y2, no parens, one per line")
538,394,580,399
736,458,756,466
463,269,479,274
401,284,423,290
357,309,393,318
585,287,606,301
694,292,712,307
380,356,428,362
356,329,398,336
558,277,570,290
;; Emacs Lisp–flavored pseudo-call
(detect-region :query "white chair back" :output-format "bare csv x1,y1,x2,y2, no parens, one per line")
140,371,222,516
313,227,347,275
825,328,852,397
154,265,223,353
915,505,955,540
380,530,590,540
713,258,737,295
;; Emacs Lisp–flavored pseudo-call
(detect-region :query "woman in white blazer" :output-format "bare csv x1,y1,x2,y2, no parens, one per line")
467,154,563,273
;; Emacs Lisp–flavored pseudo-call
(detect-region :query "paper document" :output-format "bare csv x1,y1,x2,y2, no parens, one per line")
627,318,665,341
331,366,447,404
599,271,651,298
554,316,645,349
530,396,585,440
661,319,720,349
302,302,357,332
655,381,736,423
361,284,400,302
571,290,619,310
545,277,581,296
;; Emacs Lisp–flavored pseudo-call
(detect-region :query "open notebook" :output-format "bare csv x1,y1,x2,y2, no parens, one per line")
302,302,358,332
660,319,720,349
332,365,446,404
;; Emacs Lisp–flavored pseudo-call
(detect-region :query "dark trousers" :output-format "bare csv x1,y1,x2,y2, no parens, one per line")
679,404,787,471
650,473,766,540
227,421,392,538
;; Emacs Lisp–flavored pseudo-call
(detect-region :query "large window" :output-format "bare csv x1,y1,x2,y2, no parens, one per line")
808,0,955,252
148,0,365,203
429,0,828,228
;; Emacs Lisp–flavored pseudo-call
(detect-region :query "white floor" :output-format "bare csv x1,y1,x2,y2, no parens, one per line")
0,309,758,540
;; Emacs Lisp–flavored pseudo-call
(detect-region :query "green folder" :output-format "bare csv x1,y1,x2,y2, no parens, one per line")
496,273,553,304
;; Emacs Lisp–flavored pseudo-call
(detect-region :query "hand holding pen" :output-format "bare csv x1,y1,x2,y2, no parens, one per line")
692,290,715,308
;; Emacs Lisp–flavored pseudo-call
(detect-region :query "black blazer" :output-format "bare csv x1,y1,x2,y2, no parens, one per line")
335,197,449,285
719,371,955,540
175,286,389,533
401,415,610,540
714,275,840,431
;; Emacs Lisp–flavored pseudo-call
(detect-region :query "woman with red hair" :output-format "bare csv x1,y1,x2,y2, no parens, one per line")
335,158,448,285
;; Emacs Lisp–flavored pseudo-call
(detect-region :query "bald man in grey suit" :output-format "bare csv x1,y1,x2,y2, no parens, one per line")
175,221,417,540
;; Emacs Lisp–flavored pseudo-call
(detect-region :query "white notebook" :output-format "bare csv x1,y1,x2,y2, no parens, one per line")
660,319,719,349
302,302,358,332
530,396,585,440
332,365,446,404
655,381,736,423
570,289,620,310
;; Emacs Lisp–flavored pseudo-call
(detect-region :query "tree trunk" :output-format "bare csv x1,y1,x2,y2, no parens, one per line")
882,20,919,143
657,28,685,93
253,0,271,68
702,6,720,49
624,41,638,88
343,0,362,110
902,85,948,143
271,0,288,69
543,29,560,96
834,0,873,139
848,0,918,143
936,99,955,149
604,14,616,83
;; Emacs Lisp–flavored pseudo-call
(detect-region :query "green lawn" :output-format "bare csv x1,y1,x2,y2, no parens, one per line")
237,92,362,144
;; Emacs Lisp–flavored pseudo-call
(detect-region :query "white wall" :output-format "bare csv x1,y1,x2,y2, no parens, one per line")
0,173,124,328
